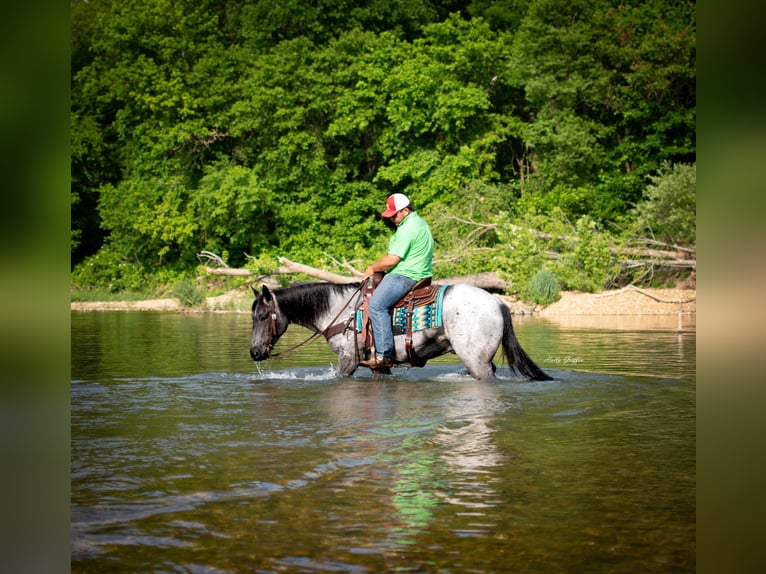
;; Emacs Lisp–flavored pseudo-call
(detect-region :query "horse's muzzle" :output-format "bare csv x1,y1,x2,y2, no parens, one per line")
250,347,269,362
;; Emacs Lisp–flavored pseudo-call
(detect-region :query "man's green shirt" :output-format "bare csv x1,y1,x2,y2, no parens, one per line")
387,211,434,281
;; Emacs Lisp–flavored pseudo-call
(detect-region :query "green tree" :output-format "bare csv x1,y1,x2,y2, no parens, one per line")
191,164,275,267
72,0,247,268
466,0,532,32
71,0,120,262
633,162,696,247
374,15,513,206
506,0,695,221
70,0,695,293
553,216,617,292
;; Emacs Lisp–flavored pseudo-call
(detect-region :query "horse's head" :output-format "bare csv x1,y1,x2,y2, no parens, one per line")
250,285,288,361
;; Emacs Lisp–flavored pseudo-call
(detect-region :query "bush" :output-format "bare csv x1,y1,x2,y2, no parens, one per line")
633,162,696,247
71,246,146,293
553,216,616,292
494,223,547,292
521,270,561,305
173,278,206,308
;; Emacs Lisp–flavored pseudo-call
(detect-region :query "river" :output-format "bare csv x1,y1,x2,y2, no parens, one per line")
71,311,695,572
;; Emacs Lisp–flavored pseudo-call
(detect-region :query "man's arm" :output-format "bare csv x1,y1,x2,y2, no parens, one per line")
363,254,401,279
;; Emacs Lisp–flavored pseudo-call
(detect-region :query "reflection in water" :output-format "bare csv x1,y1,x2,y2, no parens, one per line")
435,381,503,473
533,313,696,332
71,312,695,573
434,382,503,530
323,379,506,545
389,436,439,540
324,382,442,543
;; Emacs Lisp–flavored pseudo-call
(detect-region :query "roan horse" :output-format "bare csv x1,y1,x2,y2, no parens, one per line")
250,281,552,380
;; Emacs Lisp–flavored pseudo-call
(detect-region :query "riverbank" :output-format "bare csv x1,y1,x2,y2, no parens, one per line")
71,285,696,317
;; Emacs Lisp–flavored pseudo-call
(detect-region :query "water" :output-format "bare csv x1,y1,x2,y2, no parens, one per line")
71,311,695,572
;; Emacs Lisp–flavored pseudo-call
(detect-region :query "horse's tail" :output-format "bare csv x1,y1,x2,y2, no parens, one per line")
500,303,553,381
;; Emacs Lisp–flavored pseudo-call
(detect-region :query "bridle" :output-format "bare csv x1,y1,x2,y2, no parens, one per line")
266,297,279,356
259,283,365,360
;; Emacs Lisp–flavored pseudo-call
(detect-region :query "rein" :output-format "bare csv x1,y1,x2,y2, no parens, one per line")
266,283,364,360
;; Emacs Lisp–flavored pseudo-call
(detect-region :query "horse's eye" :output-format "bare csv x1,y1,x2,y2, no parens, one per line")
258,313,270,322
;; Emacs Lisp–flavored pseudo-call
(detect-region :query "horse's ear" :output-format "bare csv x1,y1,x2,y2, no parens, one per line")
261,285,272,301
251,285,259,297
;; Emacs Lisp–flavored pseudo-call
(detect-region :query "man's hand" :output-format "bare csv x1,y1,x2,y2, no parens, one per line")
362,266,377,280
362,254,401,280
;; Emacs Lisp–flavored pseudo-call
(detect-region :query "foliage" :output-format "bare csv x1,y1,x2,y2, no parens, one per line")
494,222,547,292
192,163,275,267
70,0,695,294
633,162,696,247
71,245,147,293
173,277,206,308
552,216,618,292
492,209,620,295
428,180,508,277
521,270,561,306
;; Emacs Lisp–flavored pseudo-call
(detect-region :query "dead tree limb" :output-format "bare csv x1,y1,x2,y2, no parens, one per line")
594,285,696,303
275,257,359,283
197,250,229,268
197,251,510,290
204,267,253,276
445,217,693,257
435,272,510,291
322,253,365,278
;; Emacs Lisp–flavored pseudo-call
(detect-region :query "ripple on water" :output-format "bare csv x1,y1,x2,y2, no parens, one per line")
71,313,695,573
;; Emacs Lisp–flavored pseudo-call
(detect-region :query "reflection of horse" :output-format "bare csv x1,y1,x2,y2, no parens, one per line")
250,282,552,381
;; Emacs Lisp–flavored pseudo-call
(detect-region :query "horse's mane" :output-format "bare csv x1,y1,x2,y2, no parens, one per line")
274,282,361,326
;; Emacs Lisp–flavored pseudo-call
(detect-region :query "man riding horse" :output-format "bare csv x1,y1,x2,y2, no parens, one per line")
250,192,551,380
360,193,434,369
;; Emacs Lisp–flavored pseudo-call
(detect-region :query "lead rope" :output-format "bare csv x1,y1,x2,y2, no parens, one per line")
268,283,365,360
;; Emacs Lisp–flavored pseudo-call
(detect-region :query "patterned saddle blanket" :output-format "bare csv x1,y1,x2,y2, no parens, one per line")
356,284,448,334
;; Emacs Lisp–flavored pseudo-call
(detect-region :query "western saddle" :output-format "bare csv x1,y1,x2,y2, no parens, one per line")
359,272,440,367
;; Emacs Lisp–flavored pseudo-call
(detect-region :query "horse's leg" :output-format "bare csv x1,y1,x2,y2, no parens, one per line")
337,356,358,377
459,353,497,379
444,316,502,380
442,286,504,380
335,335,391,376
332,336,359,377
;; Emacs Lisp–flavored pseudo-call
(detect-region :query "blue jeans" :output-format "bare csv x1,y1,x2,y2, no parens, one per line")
368,273,417,359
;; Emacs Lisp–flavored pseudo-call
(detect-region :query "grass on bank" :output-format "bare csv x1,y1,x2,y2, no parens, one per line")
70,288,155,303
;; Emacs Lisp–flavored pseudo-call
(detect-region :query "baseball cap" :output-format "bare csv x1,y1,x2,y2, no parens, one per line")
381,193,410,218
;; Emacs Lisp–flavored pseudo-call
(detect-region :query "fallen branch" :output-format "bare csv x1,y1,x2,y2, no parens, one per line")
197,250,229,268
276,257,359,283
204,267,252,276
198,251,510,291
322,253,365,278
594,285,696,304
440,217,695,269
435,272,510,291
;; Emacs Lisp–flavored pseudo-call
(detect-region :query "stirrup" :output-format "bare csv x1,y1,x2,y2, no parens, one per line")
360,356,393,369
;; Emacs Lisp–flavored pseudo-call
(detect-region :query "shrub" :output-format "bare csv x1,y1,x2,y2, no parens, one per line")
553,216,616,292
633,162,696,247
173,278,206,308
494,223,547,292
521,270,561,305
71,246,145,293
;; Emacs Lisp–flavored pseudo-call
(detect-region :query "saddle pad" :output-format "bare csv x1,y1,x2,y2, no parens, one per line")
357,284,448,335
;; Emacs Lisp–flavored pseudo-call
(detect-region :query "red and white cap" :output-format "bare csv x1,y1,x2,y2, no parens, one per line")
381,193,410,217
